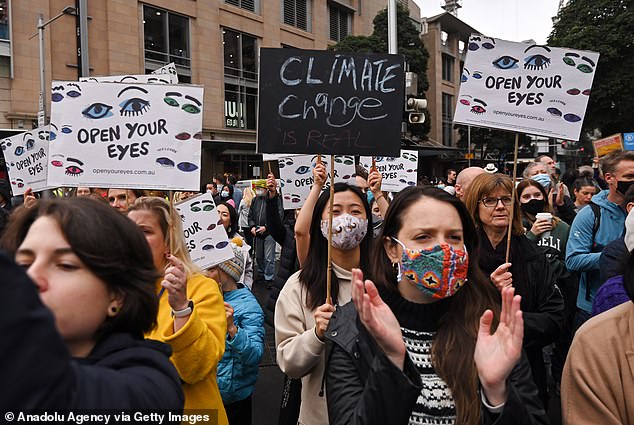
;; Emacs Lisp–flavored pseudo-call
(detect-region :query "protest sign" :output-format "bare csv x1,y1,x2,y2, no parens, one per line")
277,155,355,209
151,62,179,82
174,193,233,270
454,36,599,141
257,48,404,156
80,74,176,84
623,133,634,151
593,134,623,157
359,150,418,192
48,81,203,190
1,126,54,195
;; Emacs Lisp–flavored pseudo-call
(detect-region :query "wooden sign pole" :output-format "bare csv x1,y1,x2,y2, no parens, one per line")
505,133,520,264
326,155,335,305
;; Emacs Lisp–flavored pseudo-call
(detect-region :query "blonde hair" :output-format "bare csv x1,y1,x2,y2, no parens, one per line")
243,187,256,207
129,196,199,276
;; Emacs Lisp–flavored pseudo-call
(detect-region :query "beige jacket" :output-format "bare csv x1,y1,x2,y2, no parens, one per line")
562,301,634,424
275,264,352,425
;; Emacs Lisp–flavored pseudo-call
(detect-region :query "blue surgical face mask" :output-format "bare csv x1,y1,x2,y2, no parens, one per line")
531,173,551,189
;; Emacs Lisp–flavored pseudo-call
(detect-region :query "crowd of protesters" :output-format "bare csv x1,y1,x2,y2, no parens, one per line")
1,151,634,425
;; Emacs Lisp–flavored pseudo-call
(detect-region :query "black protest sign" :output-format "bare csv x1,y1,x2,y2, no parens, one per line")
257,48,404,156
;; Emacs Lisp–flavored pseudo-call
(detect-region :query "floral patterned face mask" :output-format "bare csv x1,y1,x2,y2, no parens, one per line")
321,214,368,250
392,238,469,299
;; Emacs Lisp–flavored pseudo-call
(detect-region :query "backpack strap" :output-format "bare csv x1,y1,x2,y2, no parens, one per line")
586,202,602,300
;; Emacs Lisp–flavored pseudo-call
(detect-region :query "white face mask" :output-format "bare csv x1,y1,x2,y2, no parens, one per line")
320,213,368,250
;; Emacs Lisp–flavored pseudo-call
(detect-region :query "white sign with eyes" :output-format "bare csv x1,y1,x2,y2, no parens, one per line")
277,154,356,210
454,35,599,141
1,126,54,195
151,62,179,81
359,150,419,192
174,192,234,270
48,81,203,190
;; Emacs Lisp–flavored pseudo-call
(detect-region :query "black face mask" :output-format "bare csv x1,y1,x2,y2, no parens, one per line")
521,198,545,216
617,179,634,195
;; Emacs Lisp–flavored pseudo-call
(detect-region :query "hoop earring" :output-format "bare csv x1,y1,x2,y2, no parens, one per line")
392,261,399,274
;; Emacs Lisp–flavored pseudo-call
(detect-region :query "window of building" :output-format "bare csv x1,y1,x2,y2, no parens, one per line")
282,0,312,32
143,5,191,83
225,0,260,14
442,93,454,146
223,29,258,130
442,53,454,82
329,3,351,42
0,0,9,41
441,31,448,46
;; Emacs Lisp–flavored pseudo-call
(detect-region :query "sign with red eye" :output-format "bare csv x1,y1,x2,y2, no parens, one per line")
1,125,55,195
454,35,599,141
359,149,419,192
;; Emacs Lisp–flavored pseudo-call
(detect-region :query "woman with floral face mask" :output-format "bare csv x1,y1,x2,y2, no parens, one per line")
325,187,548,425
275,183,373,425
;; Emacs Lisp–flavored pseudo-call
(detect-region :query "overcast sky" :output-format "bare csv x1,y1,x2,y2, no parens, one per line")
412,0,560,44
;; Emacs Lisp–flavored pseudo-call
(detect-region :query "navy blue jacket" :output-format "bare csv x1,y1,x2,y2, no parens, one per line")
599,237,628,285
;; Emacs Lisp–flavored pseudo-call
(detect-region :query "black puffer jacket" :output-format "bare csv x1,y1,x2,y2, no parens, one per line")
0,252,184,413
264,195,298,326
324,302,549,425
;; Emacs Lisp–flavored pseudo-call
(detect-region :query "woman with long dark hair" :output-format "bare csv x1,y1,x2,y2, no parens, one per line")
325,186,547,425
464,173,564,408
275,182,372,425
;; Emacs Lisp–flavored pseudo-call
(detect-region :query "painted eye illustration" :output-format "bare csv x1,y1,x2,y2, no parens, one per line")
279,158,294,168
82,103,113,119
175,132,191,140
472,71,483,79
203,204,214,211
582,89,591,96
295,165,311,175
567,88,581,95
577,64,593,74
283,194,291,200
547,107,562,117
291,194,301,203
482,42,495,49
177,162,198,172
65,165,83,176
14,146,24,156
468,42,479,51
193,132,203,140
524,54,550,70
13,179,24,188
156,157,175,167
375,157,384,162
51,92,64,103
164,97,179,107
25,138,35,150
461,74,468,83
460,99,471,106
119,98,151,116
563,57,576,66
492,56,519,70
61,126,73,134
215,241,229,249
207,223,217,231
0,141,10,150
51,160,63,167
67,90,81,98
563,113,582,123
191,206,201,212
181,104,201,114
471,105,486,114
49,132,57,141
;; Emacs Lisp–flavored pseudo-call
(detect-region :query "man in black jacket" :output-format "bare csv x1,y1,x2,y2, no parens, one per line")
248,184,282,285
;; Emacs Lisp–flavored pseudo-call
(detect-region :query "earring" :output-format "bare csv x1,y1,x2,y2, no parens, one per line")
392,261,399,274
110,306,119,314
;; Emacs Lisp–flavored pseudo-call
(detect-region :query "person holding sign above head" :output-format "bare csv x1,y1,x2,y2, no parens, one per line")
107,188,145,214
275,182,373,425
464,173,564,408
0,198,184,411
127,197,229,424
325,187,547,425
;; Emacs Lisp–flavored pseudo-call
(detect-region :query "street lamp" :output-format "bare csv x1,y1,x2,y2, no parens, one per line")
30,6,76,127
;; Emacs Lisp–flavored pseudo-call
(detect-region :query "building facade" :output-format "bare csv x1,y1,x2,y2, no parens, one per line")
0,0,421,184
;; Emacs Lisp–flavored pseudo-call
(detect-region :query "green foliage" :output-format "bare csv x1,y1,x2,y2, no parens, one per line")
330,4,430,138
549,0,634,136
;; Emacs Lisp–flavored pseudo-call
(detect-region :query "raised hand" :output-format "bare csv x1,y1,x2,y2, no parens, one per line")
313,163,327,189
530,218,553,237
267,173,278,197
368,169,383,195
351,268,406,369
489,262,512,292
162,254,189,313
474,287,523,406
23,188,37,209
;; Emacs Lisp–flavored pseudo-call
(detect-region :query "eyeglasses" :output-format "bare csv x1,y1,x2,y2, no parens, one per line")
479,196,513,208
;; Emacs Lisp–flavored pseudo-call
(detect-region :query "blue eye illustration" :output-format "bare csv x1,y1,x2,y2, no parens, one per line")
547,107,562,117
82,103,113,119
295,165,311,175
472,71,483,79
461,74,468,83
14,146,24,156
177,162,198,172
468,42,479,51
156,157,175,167
49,132,57,141
51,92,64,103
563,113,581,123
119,98,151,116
61,126,72,134
492,56,519,70
67,90,81,98
482,42,495,50
524,54,551,70
25,138,35,150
